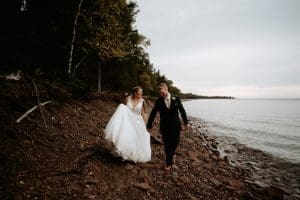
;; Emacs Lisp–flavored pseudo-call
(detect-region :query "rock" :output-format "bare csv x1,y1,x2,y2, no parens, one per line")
246,161,256,166
251,166,261,171
274,177,281,182
225,186,235,190
212,150,220,157
198,182,211,191
134,182,152,190
186,138,194,144
210,178,222,186
139,162,155,168
85,178,99,184
266,185,288,200
203,163,213,170
292,194,300,199
227,178,244,188
254,181,269,188
211,143,218,149
243,191,255,199
138,170,148,178
244,179,254,184
267,187,284,200
187,151,199,161
211,155,219,161
218,168,229,176
224,149,231,153
192,160,202,166
224,156,229,162
179,176,191,184
188,193,198,200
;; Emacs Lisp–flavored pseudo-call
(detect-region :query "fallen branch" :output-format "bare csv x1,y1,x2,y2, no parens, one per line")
7,70,22,80
16,101,52,123
32,80,47,128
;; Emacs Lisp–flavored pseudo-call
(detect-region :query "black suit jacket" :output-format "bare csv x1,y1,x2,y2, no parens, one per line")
147,95,188,133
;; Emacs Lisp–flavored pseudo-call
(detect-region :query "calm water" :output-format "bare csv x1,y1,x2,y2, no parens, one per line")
183,99,300,163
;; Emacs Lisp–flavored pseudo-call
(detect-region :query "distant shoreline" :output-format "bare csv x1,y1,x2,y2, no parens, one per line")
177,92,235,99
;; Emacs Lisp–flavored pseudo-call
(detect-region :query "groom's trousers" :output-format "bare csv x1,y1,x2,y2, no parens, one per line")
161,129,180,166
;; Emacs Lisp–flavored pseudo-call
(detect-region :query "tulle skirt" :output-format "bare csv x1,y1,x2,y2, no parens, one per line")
104,104,151,163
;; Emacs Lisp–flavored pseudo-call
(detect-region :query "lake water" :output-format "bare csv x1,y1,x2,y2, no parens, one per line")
183,99,300,163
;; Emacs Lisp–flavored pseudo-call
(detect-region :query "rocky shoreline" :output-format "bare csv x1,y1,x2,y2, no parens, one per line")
189,117,300,199
1,84,299,199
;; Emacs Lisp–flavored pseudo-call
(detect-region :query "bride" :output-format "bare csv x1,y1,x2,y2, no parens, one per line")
104,86,151,163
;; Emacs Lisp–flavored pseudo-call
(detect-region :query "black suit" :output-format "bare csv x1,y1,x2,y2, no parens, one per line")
147,95,188,166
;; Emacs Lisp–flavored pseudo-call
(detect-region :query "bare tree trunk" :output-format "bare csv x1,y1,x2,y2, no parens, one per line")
67,0,84,75
98,62,102,92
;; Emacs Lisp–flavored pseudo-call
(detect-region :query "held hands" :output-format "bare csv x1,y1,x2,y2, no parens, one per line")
182,124,190,131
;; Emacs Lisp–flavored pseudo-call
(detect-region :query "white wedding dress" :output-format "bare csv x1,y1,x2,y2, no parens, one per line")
104,97,151,163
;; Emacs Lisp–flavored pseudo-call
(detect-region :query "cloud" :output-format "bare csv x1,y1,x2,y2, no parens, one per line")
135,0,300,97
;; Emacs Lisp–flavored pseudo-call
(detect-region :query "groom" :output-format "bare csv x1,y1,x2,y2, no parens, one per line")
147,83,188,171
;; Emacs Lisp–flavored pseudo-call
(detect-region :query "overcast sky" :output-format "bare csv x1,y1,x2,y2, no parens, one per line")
135,0,300,98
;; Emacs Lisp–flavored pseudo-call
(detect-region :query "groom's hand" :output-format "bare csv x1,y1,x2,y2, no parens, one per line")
182,124,190,131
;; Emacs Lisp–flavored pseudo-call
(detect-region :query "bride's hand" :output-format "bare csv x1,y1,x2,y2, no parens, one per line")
182,124,190,131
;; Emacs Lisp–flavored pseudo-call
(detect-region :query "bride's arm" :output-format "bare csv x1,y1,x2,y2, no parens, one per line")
141,100,148,123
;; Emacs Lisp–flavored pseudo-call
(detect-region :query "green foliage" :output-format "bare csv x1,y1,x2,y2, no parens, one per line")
0,0,182,97
65,77,90,96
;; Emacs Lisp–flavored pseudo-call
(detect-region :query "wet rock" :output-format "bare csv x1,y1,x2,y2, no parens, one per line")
243,191,255,199
274,177,281,182
251,165,261,171
292,194,300,199
266,185,288,200
212,150,220,157
211,155,219,161
224,156,229,162
254,181,269,188
246,161,256,166
211,143,218,149
224,149,231,153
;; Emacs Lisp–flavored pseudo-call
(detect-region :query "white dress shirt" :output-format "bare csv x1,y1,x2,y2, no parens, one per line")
164,92,171,108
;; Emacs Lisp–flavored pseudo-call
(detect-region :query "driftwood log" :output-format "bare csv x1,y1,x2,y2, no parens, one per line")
16,101,52,123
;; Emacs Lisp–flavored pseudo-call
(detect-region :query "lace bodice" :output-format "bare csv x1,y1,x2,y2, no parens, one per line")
127,97,144,115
